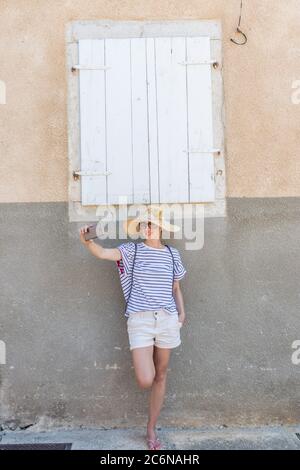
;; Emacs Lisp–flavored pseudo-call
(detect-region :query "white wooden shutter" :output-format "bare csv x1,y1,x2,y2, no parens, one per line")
78,36,215,206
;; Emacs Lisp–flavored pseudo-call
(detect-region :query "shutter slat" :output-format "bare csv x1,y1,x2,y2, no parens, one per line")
105,38,133,204
155,37,189,203
131,38,150,204
146,38,160,204
186,37,215,202
78,39,107,205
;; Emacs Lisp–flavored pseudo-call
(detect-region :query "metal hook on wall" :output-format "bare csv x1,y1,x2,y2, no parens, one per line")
231,26,247,45
230,0,248,45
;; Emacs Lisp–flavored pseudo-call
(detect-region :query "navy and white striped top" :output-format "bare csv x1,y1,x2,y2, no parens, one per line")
116,241,187,317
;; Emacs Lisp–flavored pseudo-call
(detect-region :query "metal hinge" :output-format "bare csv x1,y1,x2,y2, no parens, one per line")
178,60,219,69
71,65,111,72
73,170,112,180
183,148,221,155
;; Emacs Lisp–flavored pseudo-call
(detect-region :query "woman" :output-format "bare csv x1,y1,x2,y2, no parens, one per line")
79,206,187,450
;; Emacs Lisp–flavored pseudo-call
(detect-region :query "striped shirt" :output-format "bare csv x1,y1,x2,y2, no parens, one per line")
116,241,187,317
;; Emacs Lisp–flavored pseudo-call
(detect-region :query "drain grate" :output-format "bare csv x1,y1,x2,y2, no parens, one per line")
0,443,72,450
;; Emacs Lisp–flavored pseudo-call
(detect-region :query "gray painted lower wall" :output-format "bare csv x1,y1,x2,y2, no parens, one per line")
0,198,299,429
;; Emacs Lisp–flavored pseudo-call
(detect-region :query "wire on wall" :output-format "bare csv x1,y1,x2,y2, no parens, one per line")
230,0,248,45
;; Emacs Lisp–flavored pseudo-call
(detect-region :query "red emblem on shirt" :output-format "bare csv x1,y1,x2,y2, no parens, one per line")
117,260,125,274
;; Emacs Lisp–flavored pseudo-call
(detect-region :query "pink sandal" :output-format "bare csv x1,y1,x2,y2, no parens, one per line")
146,436,162,450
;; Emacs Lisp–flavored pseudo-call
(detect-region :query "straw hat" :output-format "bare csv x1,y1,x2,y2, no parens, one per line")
123,205,180,236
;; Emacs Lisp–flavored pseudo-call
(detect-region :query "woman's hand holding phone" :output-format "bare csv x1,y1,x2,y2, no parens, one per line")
78,223,120,261
79,225,95,246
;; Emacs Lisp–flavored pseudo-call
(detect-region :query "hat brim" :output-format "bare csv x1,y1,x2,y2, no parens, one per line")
123,217,181,236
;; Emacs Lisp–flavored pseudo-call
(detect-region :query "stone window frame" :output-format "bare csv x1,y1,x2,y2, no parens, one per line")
66,19,226,222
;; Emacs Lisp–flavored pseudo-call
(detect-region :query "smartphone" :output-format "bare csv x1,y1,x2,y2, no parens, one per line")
84,223,102,241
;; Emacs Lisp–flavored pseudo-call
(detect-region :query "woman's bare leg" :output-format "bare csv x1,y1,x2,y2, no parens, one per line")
131,345,155,389
147,346,172,441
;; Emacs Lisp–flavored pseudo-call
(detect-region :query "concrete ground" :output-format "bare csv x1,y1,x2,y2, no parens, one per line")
0,425,300,450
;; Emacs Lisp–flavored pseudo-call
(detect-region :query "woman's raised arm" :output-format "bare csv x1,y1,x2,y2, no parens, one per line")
79,225,121,261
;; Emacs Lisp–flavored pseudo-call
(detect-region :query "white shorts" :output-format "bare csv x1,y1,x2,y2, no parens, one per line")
126,308,182,351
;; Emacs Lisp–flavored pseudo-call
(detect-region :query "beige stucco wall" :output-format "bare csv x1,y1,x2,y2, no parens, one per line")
0,0,299,202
